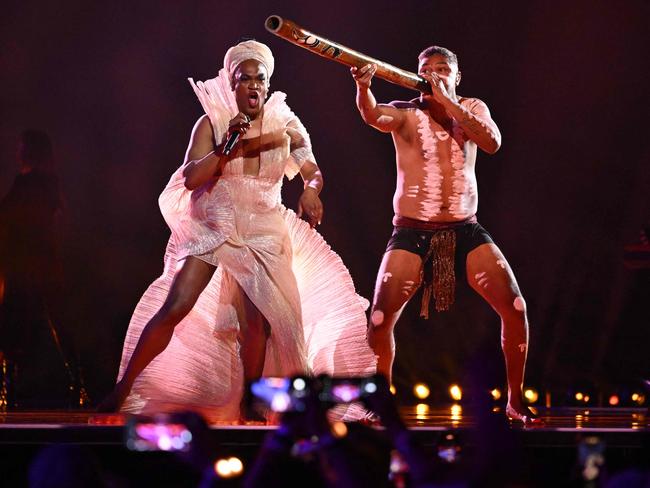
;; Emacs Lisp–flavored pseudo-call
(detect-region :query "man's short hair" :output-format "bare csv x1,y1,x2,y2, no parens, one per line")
418,46,458,67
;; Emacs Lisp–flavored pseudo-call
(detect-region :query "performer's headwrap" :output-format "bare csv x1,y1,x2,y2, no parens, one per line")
223,40,275,82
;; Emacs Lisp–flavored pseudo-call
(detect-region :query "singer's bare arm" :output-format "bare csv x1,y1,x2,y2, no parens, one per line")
182,115,223,190
182,113,250,190
351,64,405,132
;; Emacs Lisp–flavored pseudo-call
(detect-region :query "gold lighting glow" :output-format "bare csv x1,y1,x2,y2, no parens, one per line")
331,421,348,438
215,457,244,478
524,388,539,404
413,383,430,400
449,384,462,401
416,403,430,420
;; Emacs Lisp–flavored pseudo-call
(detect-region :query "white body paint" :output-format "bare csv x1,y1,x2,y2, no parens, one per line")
402,280,417,296
415,109,476,220
415,110,444,219
475,271,489,289
371,309,385,326
406,185,420,198
513,296,526,312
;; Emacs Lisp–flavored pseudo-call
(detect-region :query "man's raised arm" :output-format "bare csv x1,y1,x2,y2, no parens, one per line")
351,63,405,133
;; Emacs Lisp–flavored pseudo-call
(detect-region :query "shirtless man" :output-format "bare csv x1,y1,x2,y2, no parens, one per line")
351,45,537,423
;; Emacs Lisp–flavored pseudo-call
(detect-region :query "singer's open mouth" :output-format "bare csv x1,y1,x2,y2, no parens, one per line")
248,92,260,108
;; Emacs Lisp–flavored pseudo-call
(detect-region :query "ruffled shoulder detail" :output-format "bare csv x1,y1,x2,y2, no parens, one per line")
262,92,314,181
188,69,237,144
263,91,294,131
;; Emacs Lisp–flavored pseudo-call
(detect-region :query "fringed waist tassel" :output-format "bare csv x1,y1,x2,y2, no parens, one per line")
392,214,476,318
421,230,456,317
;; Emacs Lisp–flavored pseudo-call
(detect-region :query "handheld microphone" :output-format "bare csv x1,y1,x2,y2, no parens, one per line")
222,115,250,156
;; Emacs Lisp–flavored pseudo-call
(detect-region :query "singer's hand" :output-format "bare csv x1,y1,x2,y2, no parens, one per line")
297,188,323,228
351,63,377,89
221,113,251,156
227,112,251,138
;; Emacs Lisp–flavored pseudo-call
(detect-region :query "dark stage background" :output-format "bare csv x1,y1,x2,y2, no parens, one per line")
1,0,648,406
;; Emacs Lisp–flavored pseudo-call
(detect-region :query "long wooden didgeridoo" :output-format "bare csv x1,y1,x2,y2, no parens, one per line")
265,15,431,94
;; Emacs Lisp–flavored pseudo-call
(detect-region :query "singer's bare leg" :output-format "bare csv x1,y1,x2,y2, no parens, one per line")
97,257,215,412
238,288,271,423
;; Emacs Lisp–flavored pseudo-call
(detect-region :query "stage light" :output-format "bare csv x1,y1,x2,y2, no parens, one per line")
331,421,348,438
413,383,430,400
229,457,244,474
524,388,539,404
215,457,244,478
449,384,462,401
490,388,502,401
215,459,230,476
450,404,462,426
416,403,430,420
608,395,619,406
631,393,646,405
567,382,597,407
450,404,462,419
390,384,397,395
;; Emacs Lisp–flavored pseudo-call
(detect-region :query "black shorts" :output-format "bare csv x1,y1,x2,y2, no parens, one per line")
386,222,494,281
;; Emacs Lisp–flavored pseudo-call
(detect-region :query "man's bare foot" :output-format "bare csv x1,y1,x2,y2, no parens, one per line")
96,381,130,413
505,404,544,426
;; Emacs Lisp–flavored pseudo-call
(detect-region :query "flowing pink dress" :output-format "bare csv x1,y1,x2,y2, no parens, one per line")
116,74,376,420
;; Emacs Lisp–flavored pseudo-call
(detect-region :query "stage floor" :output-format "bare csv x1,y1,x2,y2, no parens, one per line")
0,405,647,444
1,406,647,487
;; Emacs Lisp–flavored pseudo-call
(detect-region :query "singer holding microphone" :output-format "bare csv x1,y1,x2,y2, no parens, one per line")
99,40,375,421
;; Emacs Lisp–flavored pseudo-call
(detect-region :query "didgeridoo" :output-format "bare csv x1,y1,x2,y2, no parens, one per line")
265,15,430,94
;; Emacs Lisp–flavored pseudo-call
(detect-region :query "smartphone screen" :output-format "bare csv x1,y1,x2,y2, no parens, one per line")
250,377,294,412
322,377,378,403
125,416,192,452
330,383,363,402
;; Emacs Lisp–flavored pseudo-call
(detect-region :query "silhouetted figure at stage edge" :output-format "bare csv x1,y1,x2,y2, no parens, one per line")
0,129,73,408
